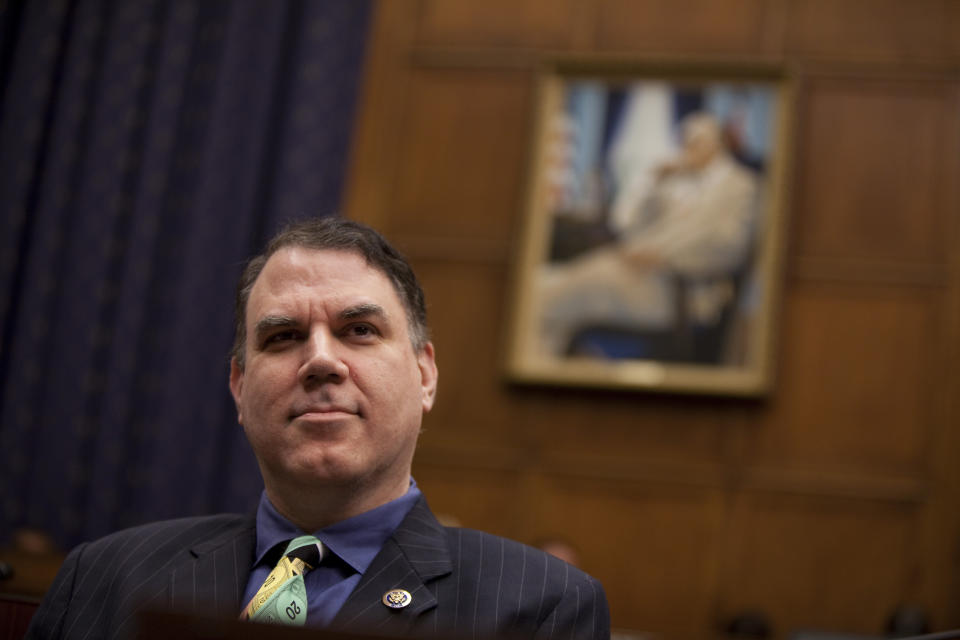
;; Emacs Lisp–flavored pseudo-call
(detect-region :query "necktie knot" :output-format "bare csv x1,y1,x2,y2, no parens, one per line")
241,535,324,625
283,535,323,570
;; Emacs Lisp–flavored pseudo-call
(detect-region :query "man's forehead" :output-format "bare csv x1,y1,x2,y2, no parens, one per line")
258,247,380,285
248,247,399,313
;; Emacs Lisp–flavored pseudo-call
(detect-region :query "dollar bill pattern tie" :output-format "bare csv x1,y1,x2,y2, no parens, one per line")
241,535,323,625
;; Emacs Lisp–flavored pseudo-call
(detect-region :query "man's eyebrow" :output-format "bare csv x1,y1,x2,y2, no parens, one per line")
339,303,387,322
253,315,298,338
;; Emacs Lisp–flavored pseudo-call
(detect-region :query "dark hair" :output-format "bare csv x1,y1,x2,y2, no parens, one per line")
231,217,429,369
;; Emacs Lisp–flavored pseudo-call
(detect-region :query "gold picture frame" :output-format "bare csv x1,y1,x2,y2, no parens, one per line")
505,59,792,396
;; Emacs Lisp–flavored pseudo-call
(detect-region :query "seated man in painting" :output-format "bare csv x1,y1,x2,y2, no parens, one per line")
538,112,760,363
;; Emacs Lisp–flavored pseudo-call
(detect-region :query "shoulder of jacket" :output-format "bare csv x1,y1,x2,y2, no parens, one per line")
442,527,600,586
77,513,253,552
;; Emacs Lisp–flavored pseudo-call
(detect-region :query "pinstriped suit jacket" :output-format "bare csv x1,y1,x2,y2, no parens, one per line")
26,497,610,640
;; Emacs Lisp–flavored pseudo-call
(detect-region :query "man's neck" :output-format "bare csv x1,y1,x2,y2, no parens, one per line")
263,476,410,533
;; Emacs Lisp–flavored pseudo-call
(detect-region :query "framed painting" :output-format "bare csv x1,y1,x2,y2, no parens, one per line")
504,60,793,395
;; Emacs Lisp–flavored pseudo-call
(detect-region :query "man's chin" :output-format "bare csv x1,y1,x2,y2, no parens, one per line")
286,459,363,488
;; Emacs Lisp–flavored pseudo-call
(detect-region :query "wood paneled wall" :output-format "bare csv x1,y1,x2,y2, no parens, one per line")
343,1,960,638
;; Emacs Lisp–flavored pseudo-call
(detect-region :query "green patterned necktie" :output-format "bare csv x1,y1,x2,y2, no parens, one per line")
241,535,324,625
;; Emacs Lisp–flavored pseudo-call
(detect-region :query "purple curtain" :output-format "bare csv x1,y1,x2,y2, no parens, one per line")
0,0,371,549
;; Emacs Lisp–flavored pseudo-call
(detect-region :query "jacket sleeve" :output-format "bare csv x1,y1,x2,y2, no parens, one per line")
535,571,611,640
24,542,87,640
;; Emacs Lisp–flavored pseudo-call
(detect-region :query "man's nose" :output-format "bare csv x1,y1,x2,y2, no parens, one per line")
298,329,349,385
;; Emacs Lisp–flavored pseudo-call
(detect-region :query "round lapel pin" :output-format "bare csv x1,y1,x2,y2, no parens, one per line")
381,588,412,609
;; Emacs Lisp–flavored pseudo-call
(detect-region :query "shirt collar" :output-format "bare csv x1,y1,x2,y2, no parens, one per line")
252,479,422,575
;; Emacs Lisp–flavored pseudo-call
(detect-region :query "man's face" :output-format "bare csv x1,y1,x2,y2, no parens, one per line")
681,120,722,170
229,247,438,507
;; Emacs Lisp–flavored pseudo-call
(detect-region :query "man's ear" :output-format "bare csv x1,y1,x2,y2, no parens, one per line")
418,342,438,413
229,357,244,424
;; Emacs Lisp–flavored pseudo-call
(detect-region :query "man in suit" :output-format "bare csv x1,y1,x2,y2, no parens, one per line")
27,218,610,639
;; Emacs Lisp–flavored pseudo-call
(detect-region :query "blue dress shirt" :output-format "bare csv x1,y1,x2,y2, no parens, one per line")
241,479,422,626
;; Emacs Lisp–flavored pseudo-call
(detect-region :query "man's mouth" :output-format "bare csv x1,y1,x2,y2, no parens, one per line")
290,404,358,420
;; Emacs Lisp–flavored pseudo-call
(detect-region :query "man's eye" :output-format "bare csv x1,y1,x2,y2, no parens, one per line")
265,330,298,345
345,324,377,339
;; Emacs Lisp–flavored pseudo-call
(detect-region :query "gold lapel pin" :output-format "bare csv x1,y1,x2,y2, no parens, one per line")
381,589,412,609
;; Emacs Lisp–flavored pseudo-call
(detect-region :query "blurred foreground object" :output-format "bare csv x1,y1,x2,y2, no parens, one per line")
0,528,64,597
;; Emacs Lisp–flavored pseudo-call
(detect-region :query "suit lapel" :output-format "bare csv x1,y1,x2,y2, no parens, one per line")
331,497,452,634
168,517,257,619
